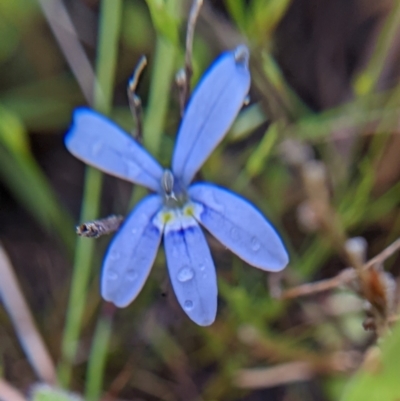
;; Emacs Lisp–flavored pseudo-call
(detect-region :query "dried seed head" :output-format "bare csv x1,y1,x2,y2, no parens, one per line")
234,45,249,67
361,265,397,326
280,139,314,166
175,68,187,87
297,200,319,232
345,237,368,266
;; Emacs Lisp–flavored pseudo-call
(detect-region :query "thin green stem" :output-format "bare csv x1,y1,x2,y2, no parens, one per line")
354,2,400,95
85,311,113,401
58,171,103,388
58,0,123,388
130,0,181,207
142,36,176,155
142,0,181,157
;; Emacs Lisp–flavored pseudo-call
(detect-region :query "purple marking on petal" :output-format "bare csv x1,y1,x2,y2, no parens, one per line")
164,212,217,326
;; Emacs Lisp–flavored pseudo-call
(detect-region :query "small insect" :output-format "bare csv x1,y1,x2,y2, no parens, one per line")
65,45,289,326
76,215,124,238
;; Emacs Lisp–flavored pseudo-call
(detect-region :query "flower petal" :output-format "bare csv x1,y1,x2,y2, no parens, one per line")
189,183,289,271
164,210,217,326
65,108,164,191
172,46,251,186
101,195,163,307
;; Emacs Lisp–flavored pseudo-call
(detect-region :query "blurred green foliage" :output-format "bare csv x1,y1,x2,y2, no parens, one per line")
341,322,400,401
0,0,399,401
32,385,83,401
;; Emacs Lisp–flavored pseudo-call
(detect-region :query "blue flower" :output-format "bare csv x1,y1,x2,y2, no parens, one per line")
65,46,289,326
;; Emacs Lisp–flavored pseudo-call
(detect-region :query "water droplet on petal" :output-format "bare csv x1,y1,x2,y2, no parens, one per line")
126,269,138,281
172,247,179,257
110,250,120,260
107,270,118,280
186,231,196,244
251,237,261,251
131,228,137,235
177,267,194,282
92,141,103,156
210,211,223,225
203,189,225,213
230,227,240,240
199,264,205,271
140,213,149,223
184,300,193,310
125,161,140,177
127,143,147,169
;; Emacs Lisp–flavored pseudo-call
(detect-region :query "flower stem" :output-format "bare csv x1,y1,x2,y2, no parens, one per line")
142,0,181,157
85,306,114,401
58,0,123,387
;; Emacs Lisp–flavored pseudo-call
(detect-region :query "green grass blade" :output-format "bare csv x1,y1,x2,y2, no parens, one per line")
58,0,123,388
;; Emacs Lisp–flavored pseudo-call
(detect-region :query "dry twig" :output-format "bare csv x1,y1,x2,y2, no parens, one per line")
0,379,27,401
0,244,57,384
281,238,400,299
234,362,314,389
127,56,148,142
38,0,95,104
177,0,203,114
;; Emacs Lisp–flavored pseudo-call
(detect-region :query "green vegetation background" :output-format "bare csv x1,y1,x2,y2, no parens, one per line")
0,1,400,400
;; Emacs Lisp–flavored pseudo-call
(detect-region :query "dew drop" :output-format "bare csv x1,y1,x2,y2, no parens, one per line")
210,211,223,225
126,269,138,281
139,213,149,223
177,267,194,282
92,141,103,156
234,45,249,65
186,231,196,244
184,300,194,310
125,161,140,177
107,270,118,280
203,189,225,213
110,250,120,260
199,264,205,271
131,228,137,235
230,227,240,240
251,237,261,251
